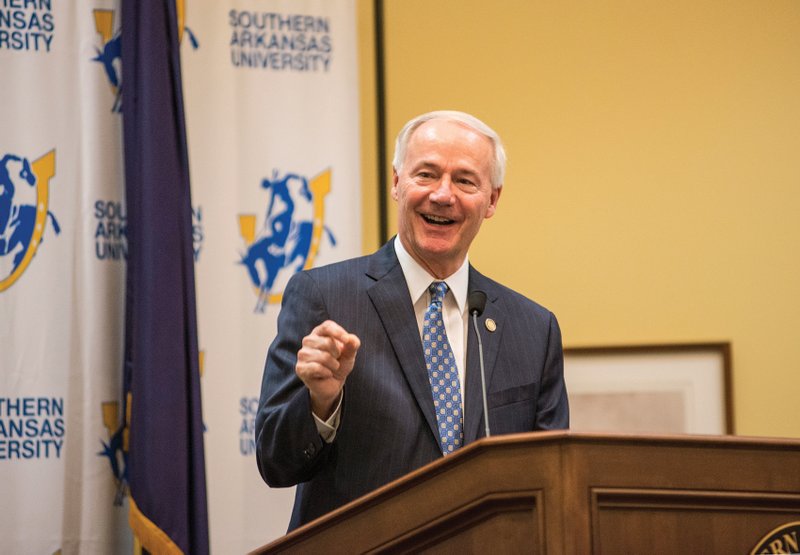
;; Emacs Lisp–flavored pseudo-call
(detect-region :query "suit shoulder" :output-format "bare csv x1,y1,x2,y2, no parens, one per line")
290,252,373,290
293,241,397,288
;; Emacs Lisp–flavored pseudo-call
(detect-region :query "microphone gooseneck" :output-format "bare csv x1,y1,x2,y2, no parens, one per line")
468,291,490,438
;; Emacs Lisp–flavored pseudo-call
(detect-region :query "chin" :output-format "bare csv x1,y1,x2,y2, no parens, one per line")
418,240,458,260
417,232,453,248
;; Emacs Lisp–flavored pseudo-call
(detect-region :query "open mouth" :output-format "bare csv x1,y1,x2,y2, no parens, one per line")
422,214,455,226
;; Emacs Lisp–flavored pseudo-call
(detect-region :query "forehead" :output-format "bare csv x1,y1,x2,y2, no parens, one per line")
405,119,494,171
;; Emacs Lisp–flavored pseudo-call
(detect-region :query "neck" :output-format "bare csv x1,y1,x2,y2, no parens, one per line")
398,236,463,280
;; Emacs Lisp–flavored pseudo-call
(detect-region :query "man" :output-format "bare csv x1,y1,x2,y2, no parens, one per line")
255,110,569,531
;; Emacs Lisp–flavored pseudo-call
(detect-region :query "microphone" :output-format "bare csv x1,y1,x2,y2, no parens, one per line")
468,291,490,438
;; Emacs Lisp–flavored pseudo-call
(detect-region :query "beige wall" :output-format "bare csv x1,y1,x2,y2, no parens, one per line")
359,1,800,438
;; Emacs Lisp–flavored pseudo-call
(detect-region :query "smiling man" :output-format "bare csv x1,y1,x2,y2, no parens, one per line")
393,114,501,280
255,110,569,531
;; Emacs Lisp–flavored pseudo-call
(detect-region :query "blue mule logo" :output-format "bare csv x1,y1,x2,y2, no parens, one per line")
92,10,122,113
239,169,336,312
0,151,59,292
98,400,128,505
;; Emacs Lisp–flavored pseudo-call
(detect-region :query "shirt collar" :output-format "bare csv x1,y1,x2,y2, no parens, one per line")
394,236,469,314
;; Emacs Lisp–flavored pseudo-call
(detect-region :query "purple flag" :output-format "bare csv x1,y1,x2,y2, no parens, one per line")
121,1,209,553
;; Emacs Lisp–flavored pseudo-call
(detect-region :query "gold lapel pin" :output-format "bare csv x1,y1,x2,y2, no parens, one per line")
485,318,497,332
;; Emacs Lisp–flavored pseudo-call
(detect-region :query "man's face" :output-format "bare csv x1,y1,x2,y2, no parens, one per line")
392,119,501,278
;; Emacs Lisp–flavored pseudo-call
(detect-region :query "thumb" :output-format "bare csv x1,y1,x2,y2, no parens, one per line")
339,333,361,363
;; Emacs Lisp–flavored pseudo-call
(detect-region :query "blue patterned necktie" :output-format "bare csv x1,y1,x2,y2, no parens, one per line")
423,281,463,455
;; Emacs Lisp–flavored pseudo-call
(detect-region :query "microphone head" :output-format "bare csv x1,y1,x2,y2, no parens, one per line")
467,290,487,316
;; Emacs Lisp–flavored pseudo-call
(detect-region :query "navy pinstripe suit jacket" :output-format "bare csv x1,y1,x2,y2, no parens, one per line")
255,239,569,531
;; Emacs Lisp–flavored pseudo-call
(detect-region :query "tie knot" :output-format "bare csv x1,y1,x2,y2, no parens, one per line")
429,281,448,304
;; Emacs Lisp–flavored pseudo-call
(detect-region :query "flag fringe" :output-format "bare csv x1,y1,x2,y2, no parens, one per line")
129,498,184,555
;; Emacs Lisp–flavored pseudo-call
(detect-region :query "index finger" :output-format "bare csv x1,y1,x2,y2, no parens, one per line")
311,320,352,343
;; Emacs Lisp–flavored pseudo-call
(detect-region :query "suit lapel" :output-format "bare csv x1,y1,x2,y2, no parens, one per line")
366,241,440,447
464,268,503,443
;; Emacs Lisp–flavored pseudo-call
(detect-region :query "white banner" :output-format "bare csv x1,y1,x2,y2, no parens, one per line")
180,1,361,551
1,1,129,553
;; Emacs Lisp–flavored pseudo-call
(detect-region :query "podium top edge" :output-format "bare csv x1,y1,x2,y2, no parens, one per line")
473,430,800,449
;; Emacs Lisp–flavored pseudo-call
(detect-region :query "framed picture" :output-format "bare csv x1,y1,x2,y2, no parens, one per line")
563,343,733,435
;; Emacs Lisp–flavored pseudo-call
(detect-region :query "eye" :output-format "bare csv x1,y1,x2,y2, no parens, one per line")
455,176,478,188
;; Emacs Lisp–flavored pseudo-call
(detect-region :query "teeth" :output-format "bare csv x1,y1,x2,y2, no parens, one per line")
425,214,452,224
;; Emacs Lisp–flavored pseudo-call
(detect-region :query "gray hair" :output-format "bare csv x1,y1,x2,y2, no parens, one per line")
391,110,506,189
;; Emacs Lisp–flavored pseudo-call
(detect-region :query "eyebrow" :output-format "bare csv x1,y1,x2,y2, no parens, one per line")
412,160,482,180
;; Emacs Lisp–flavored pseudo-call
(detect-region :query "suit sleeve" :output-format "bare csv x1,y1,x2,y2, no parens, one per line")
534,311,570,430
254,271,335,487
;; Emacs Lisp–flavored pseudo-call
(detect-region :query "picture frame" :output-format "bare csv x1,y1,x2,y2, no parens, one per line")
563,343,733,435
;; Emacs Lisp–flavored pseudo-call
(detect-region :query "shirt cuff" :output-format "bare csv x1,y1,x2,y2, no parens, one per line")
312,392,343,443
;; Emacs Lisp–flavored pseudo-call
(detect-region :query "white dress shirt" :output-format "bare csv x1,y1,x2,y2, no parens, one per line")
313,237,470,442
393,236,469,394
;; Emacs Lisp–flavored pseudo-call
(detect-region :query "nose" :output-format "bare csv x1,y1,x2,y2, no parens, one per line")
429,175,455,205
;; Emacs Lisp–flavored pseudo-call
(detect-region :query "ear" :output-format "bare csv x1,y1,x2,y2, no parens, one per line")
391,169,400,201
484,186,502,219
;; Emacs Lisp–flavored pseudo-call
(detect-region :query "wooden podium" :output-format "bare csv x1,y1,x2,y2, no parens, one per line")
252,432,800,554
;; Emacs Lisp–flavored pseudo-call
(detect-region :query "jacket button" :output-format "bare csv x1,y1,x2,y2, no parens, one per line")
304,443,317,458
